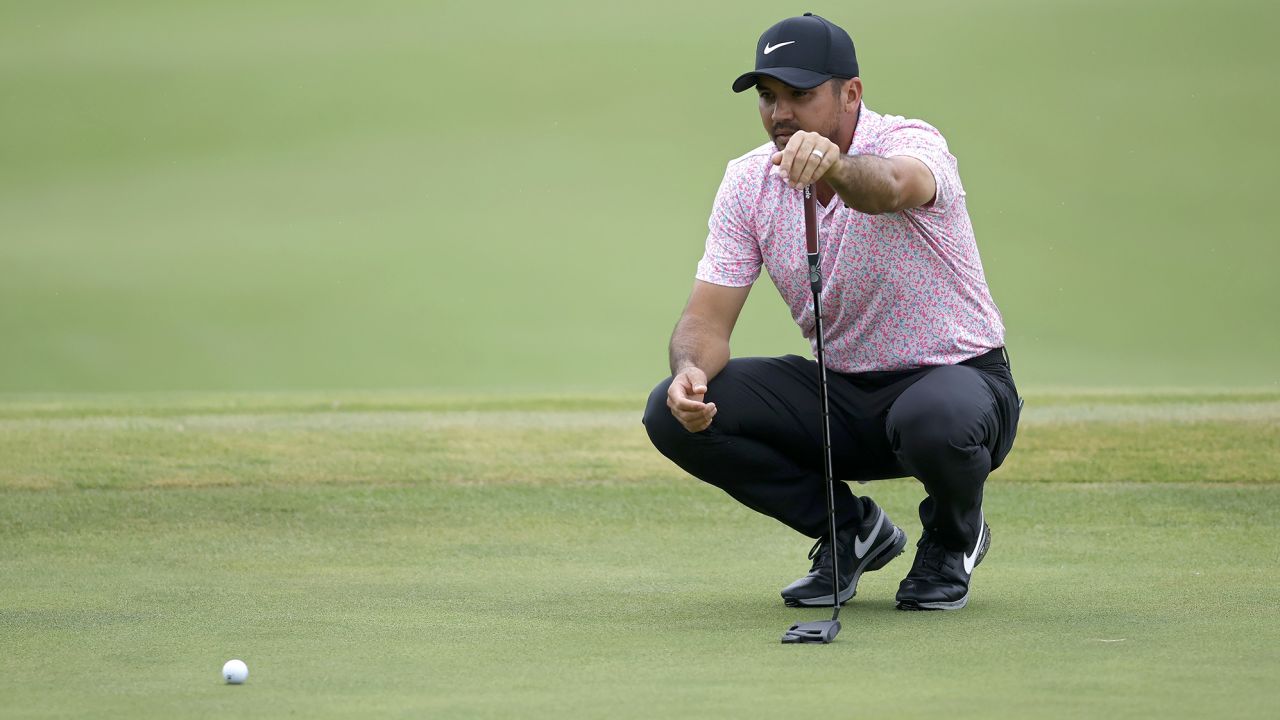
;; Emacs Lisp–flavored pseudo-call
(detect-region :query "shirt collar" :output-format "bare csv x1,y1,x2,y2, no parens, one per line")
849,102,883,156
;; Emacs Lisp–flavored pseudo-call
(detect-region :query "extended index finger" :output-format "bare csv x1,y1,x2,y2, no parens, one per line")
780,133,806,183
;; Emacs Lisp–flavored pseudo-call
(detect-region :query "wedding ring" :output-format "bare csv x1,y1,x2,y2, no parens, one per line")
810,149,825,159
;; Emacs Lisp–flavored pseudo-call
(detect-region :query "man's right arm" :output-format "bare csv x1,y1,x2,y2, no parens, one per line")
666,280,751,432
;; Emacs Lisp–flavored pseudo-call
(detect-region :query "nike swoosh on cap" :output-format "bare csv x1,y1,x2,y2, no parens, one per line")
853,508,885,559
763,41,795,55
963,514,985,575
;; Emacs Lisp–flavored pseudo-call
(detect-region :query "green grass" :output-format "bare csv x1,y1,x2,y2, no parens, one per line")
4,1,1276,714
2,392,1278,718
2,0,1279,393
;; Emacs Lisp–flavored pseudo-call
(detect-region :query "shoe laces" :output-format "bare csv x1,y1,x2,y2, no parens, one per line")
914,534,949,577
807,537,832,571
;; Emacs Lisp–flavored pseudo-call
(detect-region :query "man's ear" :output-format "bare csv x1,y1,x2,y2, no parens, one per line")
846,77,863,111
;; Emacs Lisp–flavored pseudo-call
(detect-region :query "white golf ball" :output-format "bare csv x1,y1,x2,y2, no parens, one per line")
222,659,249,684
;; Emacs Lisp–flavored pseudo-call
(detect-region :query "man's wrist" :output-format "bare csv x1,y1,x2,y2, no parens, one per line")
823,154,852,191
673,362,701,377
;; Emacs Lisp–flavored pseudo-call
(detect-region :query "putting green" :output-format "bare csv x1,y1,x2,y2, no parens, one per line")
2,392,1276,718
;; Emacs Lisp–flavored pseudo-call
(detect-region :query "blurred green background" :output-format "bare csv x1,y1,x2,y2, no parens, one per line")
2,0,1276,394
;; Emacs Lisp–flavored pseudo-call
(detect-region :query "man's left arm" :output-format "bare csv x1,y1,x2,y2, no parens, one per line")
772,131,937,215
825,154,935,215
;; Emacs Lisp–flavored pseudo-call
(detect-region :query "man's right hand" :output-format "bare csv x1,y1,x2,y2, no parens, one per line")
667,366,717,432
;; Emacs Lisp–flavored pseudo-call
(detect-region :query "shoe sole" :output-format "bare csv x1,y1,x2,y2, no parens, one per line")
783,526,908,607
895,525,992,612
896,593,968,611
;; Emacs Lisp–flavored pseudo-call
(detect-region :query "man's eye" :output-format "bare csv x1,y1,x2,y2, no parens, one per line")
793,91,808,99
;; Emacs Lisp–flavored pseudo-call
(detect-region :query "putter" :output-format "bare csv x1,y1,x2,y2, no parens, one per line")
781,185,842,645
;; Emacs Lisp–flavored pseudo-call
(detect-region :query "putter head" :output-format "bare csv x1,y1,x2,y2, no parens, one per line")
781,619,841,644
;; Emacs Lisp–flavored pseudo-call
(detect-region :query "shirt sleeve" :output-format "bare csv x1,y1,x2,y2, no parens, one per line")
695,161,762,287
879,121,963,214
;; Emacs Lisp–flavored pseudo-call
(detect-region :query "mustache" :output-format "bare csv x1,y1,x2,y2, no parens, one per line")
771,123,801,136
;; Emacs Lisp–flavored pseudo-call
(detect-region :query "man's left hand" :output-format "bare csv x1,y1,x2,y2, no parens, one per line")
771,131,839,189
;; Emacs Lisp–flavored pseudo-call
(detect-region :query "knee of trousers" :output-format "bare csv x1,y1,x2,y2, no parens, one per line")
886,396,989,477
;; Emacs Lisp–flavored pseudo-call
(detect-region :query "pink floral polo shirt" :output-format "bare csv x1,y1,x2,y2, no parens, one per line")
696,103,1006,372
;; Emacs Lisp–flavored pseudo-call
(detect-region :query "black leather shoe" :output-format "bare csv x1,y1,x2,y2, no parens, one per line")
781,505,908,607
895,519,991,611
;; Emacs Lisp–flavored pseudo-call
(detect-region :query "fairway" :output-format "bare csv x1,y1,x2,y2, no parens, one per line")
2,392,1277,718
2,0,1278,393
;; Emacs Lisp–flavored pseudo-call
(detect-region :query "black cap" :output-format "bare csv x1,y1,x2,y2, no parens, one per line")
731,13,859,93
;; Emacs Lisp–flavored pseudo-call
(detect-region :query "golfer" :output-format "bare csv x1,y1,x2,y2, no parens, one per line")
643,13,1022,611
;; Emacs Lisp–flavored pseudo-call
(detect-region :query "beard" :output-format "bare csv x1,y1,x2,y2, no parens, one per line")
769,115,840,151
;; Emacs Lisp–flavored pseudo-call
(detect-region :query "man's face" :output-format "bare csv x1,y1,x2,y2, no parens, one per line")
756,76,844,150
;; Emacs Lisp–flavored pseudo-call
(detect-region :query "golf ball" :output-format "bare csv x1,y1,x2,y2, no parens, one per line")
222,659,249,684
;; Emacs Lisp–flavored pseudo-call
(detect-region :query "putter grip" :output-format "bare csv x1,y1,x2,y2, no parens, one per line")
803,186,818,254
804,186,821,293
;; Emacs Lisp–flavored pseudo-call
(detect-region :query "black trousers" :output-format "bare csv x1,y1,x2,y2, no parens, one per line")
642,348,1022,551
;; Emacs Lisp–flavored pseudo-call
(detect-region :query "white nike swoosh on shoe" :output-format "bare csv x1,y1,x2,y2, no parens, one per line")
963,514,985,575
763,41,795,55
853,509,884,559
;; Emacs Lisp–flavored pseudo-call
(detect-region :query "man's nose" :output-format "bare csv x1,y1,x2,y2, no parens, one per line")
772,99,794,121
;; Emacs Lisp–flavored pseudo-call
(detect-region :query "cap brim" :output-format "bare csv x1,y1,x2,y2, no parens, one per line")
731,67,832,93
